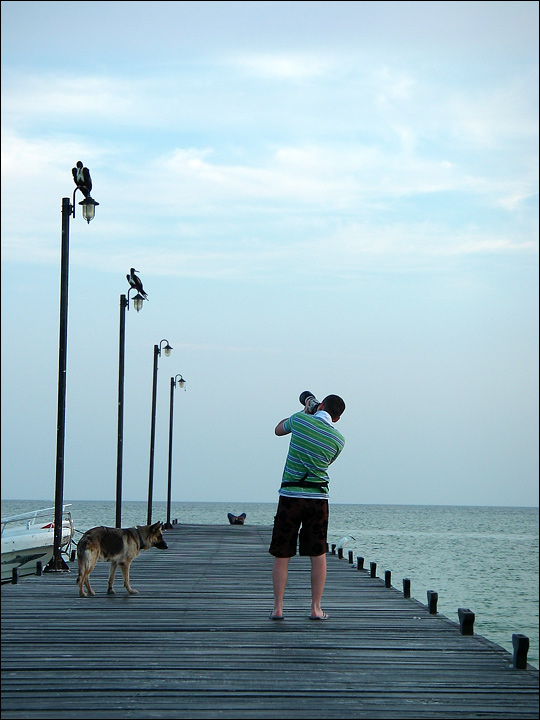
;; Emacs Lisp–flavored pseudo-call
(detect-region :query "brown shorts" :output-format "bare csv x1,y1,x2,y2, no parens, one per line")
269,496,329,558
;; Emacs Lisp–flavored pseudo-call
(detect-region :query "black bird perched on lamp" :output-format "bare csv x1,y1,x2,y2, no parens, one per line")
126,268,149,300
72,161,93,198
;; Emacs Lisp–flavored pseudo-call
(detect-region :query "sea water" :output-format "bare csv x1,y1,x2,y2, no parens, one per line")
2,499,538,669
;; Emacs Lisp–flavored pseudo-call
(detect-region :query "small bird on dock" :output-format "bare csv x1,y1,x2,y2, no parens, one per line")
336,535,355,549
72,161,93,198
126,268,149,300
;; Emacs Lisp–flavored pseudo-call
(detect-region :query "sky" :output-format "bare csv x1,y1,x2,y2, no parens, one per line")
1,1,538,509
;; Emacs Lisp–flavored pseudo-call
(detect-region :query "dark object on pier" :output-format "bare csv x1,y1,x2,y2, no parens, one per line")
370,561,377,578
385,570,392,588
227,513,246,525
356,556,364,570
427,590,438,614
458,608,475,635
403,577,411,598
348,550,354,564
512,633,530,669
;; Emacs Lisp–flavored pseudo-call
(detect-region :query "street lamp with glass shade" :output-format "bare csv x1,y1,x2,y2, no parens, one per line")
78,196,99,223
147,339,173,524
46,165,99,572
164,374,187,529
115,279,147,528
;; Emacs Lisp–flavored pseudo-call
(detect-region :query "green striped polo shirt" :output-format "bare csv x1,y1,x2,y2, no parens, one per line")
279,411,345,499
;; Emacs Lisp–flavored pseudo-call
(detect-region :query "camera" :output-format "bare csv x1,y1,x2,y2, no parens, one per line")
299,391,320,415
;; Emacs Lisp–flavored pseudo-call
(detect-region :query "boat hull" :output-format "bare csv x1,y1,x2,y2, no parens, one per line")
1,508,74,582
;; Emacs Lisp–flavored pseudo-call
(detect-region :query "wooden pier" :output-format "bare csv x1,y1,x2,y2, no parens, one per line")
1,523,538,719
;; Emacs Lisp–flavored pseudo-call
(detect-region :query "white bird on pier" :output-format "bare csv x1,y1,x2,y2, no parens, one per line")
336,535,355,550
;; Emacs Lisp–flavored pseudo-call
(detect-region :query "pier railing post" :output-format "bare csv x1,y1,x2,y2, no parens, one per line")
512,634,530,669
356,556,364,570
370,561,377,578
403,578,411,598
458,608,475,635
427,590,438,614
385,570,391,588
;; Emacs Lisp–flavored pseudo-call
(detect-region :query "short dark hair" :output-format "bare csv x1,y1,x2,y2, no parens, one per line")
322,395,345,421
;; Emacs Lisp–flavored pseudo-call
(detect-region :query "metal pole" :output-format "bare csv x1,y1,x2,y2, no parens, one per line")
47,197,72,571
165,377,175,528
147,345,159,524
115,294,127,527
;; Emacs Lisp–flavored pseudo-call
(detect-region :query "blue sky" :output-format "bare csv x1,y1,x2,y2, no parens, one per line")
1,1,538,507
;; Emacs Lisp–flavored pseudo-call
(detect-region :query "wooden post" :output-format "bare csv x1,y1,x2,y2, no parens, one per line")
427,590,438,614
370,561,377,578
70,549,76,562
458,608,475,635
331,543,336,555
512,634,530,669
403,578,411,598
11,568,19,584
348,550,354,564
338,547,343,559
36,561,43,576
385,570,391,588
356,556,364,570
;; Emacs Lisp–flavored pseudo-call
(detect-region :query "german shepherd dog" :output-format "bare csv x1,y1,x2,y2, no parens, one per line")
77,522,167,597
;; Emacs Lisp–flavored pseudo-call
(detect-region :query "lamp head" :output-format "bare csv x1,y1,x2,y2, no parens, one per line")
133,293,144,312
79,196,99,223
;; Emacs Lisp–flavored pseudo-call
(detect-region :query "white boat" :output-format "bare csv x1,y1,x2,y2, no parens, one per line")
1,505,74,582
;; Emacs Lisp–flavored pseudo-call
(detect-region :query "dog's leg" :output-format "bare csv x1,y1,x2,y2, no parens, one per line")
85,551,100,596
121,561,139,595
84,574,96,597
77,571,87,598
78,552,96,597
107,561,118,594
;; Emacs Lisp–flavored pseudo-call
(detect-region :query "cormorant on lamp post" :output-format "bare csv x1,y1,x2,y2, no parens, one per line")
126,268,149,301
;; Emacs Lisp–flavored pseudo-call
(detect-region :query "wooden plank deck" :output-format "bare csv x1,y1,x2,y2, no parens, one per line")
1,523,538,719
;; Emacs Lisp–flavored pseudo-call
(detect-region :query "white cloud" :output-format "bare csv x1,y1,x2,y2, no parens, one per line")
2,125,537,281
1,74,135,125
229,52,333,80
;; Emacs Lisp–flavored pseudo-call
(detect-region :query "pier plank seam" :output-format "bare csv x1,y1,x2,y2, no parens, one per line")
2,523,538,720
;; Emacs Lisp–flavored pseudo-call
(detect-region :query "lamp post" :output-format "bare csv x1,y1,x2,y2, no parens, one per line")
46,176,99,572
165,374,186,529
147,339,173,524
115,286,145,528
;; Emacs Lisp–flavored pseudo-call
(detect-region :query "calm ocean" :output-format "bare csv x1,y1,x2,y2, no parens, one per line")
2,499,538,669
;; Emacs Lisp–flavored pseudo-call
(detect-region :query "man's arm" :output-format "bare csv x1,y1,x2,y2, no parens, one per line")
275,419,290,436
